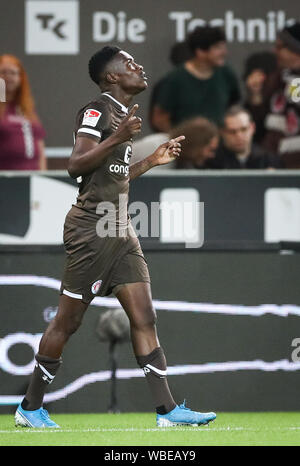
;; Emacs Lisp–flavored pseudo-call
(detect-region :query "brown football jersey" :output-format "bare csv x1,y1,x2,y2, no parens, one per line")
72,92,133,232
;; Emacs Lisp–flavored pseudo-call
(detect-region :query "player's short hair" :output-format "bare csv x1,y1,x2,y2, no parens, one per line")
88,46,121,85
187,26,226,54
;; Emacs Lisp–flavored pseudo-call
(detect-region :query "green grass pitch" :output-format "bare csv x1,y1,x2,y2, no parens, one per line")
0,412,300,446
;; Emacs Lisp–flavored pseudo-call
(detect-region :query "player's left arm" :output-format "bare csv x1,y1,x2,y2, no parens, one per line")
129,135,185,180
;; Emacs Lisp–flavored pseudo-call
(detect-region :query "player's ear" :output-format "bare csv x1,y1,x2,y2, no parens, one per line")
106,71,118,85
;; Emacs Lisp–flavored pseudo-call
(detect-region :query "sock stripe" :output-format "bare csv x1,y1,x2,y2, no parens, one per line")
38,364,55,382
145,364,167,377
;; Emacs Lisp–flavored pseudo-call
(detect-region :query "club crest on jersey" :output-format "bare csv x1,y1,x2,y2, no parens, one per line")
82,109,102,127
91,279,102,295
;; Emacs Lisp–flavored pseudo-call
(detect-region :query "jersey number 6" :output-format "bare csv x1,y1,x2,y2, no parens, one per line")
124,145,132,164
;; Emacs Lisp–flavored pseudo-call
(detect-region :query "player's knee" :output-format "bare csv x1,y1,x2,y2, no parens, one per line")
52,313,83,338
132,305,157,330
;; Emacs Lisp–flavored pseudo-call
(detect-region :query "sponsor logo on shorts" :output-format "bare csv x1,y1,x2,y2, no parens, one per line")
109,164,129,176
91,279,102,295
82,109,102,127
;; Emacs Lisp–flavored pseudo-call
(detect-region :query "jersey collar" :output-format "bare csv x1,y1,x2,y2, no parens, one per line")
102,92,128,114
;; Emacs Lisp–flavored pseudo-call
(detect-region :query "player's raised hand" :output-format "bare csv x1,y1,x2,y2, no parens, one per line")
152,135,185,166
115,104,142,143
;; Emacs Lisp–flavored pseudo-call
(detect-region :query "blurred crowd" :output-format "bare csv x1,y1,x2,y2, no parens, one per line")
1,22,300,171
133,22,300,170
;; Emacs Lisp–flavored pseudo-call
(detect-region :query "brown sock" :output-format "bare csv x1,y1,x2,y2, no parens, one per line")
21,353,62,411
136,347,176,414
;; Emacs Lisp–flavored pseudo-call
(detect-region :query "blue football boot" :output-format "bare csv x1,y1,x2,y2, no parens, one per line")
15,404,60,428
157,400,216,427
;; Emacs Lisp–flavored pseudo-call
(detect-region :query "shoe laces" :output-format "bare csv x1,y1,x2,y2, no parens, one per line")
179,399,191,411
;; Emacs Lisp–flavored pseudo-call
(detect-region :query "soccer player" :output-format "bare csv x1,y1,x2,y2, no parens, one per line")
15,47,216,428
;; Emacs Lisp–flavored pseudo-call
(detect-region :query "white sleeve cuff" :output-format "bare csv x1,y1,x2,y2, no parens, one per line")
77,127,101,138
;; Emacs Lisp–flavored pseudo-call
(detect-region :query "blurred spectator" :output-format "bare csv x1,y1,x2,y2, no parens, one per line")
131,117,218,170
151,26,241,132
172,118,219,168
132,132,169,166
0,54,47,170
243,51,277,143
245,23,300,168
168,41,193,67
206,106,280,169
149,41,192,132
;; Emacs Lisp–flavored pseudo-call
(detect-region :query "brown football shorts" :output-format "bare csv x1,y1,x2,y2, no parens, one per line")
60,208,150,304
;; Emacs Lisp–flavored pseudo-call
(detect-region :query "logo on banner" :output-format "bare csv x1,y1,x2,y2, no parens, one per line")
25,0,79,54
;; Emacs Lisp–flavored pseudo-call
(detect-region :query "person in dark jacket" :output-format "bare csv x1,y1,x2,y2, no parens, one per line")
207,106,281,169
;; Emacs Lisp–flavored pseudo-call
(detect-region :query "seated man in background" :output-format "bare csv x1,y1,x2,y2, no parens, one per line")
245,23,300,168
131,117,219,169
207,106,280,169
151,26,241,132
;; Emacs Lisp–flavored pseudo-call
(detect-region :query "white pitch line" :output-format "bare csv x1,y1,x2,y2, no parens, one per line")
1,426,300,434
0,427,243,434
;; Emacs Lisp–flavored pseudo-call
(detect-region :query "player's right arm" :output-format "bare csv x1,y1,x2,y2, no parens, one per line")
68,104,141,178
